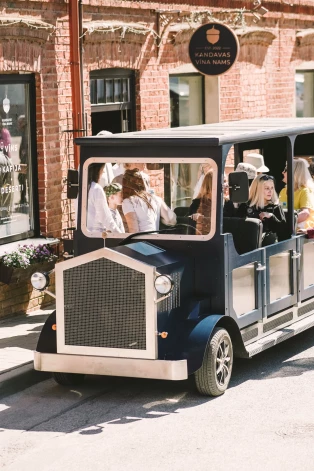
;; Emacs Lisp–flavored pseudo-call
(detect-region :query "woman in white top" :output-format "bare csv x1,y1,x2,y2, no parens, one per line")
122,169,176,233
87,163,124,234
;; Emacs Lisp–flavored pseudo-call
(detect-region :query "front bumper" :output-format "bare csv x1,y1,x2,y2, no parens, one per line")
34,352,188,381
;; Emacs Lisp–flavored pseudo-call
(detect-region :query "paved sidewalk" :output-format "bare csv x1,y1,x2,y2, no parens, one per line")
0,306,55,382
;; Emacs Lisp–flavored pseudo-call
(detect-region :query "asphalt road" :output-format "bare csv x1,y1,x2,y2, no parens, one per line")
1,328,314,471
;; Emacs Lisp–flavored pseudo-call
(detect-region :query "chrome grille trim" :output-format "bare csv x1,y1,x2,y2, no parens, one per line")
263,311,293,333
298,300,314,317
157,272,181,312
242,328,258,343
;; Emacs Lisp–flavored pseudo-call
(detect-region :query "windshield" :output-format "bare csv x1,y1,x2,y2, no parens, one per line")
81,158,217,240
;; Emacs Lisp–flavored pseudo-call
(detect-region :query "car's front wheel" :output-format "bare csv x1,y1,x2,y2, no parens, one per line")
195,328,233,396
52,372,85,386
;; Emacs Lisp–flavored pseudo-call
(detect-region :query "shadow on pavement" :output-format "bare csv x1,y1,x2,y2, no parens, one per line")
230,325,314,387
0,330,44,353
0,326,313,434
0,313,50,328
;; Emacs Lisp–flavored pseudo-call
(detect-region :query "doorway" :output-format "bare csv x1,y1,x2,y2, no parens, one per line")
90,68,135,135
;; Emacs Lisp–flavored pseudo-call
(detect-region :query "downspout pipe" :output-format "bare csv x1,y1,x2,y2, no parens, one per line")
79,0,85,127
69,0,83,169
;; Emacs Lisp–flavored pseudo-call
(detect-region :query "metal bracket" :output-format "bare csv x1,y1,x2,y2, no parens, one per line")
44,289,56,299
155,293,171,304
62,128,85,133
256,263,266,271
291,251,301,259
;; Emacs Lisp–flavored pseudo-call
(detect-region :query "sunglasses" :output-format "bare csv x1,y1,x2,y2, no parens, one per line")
260,175,275,181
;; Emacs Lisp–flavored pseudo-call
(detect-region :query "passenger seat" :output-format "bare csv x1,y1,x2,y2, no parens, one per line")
223,217,263,254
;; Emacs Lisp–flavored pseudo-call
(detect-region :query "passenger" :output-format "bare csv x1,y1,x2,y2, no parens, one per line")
104,183,125,233
122,169,176,233
87,163,124,235
235,162,257,184
245,153,269,175
193,163,212,199
189,170,213,235
113,163,150,188
237,174,286,246
223,172,235,217
223,163,257,217
99,163,115,187
279,159,314,232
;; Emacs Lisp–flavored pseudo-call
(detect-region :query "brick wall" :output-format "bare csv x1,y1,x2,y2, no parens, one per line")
0,0,314,317
0,274,55,319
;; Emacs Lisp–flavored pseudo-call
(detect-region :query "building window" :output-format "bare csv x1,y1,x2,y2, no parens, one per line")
0,74,37,244
90,77,131,105
170,74,204,128
90,69,135,135
295,71,314,117
169,74,205,209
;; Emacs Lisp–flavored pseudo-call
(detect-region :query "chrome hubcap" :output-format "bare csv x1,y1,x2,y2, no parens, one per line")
216,339,231,386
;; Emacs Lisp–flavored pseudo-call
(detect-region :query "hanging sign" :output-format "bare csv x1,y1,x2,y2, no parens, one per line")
189,23,239,76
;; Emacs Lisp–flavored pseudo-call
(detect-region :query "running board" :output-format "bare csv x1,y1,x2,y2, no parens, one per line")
246,312,314,357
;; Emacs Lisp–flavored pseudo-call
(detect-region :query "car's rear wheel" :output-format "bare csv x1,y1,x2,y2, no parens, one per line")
52,372,85,386
195,328,233,396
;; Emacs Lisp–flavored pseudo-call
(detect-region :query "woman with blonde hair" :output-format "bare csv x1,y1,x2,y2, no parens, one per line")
279,158,314,231
189,170,213,235
237,174,286,246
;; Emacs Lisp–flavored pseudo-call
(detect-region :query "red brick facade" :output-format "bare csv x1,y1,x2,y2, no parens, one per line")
0,0,313,317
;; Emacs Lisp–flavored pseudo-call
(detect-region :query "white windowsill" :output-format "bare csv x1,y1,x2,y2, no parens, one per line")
0,238,59,257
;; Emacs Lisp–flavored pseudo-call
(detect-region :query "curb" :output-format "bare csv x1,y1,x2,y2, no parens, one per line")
0,361,33,383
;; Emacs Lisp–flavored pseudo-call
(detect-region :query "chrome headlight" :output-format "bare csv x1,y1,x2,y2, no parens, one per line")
31,272,50,291
154,275,173,295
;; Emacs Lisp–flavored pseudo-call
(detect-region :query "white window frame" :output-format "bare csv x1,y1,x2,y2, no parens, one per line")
81,157,218,242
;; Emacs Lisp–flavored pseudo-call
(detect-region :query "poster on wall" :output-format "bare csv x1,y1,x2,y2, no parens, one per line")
189,23,239,76
0,83,31,240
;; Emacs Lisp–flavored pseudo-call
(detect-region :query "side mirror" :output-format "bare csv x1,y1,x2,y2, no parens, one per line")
67,169,79,199
228,171,249,203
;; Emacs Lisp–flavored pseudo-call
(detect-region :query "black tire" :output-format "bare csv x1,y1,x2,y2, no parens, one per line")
52,372,85,386
195,328,233,397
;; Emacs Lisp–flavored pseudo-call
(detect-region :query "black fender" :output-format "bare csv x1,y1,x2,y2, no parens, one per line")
36,311,57,353
187,314,248,375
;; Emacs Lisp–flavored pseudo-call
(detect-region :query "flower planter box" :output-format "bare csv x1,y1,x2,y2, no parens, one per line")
0,261,55,285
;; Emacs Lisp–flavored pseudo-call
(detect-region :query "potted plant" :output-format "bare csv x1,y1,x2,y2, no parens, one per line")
0,244,57,285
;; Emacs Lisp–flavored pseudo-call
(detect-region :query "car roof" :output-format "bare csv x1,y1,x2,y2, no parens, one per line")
76,118,314,147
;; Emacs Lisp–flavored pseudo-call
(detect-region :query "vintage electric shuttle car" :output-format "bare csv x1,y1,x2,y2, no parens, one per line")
33,118,314,396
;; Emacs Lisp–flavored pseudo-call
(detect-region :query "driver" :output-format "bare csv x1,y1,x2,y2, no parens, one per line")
122,169,176,233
